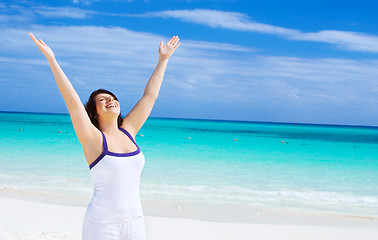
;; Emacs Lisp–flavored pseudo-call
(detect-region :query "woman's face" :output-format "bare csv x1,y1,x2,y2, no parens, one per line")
95,93,120,118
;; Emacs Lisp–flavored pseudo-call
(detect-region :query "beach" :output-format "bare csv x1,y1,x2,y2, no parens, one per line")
1,0,377,238
1,112,378,239
1,196,377,240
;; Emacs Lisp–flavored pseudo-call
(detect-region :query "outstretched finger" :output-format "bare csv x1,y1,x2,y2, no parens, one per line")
29,33,41,46
172,37,180,46
173,42,181,49
168,36,177,45
39,39,47,46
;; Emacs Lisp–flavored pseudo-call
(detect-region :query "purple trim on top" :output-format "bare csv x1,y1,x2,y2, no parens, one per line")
89,128,141,170
89,132,107,169
89,151,106,170
119,128,139,146
101,131,108,152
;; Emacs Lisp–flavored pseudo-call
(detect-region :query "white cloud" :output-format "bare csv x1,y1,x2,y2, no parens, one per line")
0,3,94,24
3,3,378,53
0,3,34,24
1,24,378,124
0,14,32,23
72,0,133,5
137,9,378,53
181,39,256,53
72,0,99,5
6,3,377,53
291,30,378,53
137,9,299,36
0,25,258,100
33,6,94,19
0,56,47,66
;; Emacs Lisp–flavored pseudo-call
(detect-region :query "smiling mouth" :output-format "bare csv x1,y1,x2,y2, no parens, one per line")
106,103,116,108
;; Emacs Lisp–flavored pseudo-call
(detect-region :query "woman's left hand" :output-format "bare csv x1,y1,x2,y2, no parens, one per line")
159,36,181,60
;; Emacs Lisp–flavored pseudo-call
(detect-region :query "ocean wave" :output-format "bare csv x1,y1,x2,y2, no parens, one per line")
1,174,377,217
140,183,378,216
0,173,92,196
141,183,378,203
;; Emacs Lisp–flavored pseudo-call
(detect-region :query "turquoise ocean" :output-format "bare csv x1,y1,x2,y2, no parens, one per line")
0,111,377,218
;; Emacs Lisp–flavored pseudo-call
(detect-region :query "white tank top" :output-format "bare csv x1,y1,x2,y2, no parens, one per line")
85,127,145,222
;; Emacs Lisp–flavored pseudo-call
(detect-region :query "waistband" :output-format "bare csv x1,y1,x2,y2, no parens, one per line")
84,209,144,224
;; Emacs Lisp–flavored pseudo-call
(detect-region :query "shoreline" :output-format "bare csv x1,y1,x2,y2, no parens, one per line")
1,190,377,228
2,184,378,225
1,196,378,240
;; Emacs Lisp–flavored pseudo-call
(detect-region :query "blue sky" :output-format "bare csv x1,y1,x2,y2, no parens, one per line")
1,0,378,126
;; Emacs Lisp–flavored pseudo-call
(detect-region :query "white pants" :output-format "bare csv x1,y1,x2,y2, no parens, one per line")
82,215,146,240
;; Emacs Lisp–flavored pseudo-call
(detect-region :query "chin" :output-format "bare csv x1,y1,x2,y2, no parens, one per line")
109,109,120,116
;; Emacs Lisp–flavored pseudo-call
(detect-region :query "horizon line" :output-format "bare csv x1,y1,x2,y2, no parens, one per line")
1,110,377,129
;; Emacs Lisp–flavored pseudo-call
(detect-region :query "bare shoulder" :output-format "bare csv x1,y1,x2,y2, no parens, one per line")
81,129,103,167
121,120,138,140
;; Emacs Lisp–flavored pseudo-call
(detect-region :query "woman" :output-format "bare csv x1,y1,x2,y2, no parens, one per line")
29,32,180,240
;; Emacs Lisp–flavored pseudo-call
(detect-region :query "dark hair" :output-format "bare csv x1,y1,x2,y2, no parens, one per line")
84,89,123,130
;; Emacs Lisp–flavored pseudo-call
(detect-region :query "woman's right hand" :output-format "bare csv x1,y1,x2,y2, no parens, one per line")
29,33,56,61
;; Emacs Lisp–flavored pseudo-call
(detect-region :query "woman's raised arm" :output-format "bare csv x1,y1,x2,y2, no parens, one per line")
122,36,181,137
29,33,99,145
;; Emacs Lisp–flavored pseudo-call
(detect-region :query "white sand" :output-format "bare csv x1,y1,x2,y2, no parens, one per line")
0,197,377,240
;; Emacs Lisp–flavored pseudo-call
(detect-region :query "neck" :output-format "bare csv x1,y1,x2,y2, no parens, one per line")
98,116,119,133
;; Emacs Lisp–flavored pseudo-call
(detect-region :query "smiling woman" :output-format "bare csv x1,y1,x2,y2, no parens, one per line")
84,89,124,131
29,32,180,240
